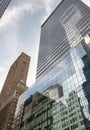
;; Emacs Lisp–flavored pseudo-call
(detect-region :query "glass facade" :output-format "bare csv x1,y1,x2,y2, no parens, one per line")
13,0,90,130
20,92,54,130
36,0,90,80
52,91,86,130
0,0,11,18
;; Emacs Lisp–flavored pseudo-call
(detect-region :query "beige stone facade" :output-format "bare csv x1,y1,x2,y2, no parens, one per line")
0,52,30,130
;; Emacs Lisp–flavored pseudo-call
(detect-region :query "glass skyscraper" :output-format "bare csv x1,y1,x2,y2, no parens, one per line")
36,0,90,80
13,0,90,130
0,0,11,18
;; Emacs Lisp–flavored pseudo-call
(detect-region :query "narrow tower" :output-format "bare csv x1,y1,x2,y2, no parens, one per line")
0,52,30,108
0,52,30,130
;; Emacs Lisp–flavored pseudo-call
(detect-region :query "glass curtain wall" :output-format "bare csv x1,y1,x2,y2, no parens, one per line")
13,0,90,130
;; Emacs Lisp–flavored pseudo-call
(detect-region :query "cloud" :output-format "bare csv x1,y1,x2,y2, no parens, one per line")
27,42,39,86
40,0,62,24
0,0,89,30
0,1,33,29
0,66,7,91
0,24,19,91
0,0,90,92
82,0,90,7
0,0,61,29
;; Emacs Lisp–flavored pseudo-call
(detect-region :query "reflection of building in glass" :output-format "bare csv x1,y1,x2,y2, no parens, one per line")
36,0,90,80
13,0,90,130
52,91,86,130
81,39,90,111
13,84,60,130
0,0,12,19
20,92,54,130
43,84,63,101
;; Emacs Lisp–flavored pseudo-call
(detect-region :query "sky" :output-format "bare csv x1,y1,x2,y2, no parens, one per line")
0,0,90,92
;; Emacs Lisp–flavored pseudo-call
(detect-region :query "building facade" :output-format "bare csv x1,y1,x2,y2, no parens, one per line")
36,0,90,80
0,52,30,109
0,0,12,19
14,0,90,130
43,84,63,101
20,92,54,130
0,81,27,130
52,91,86,130
13,84,61,130
0,53,30,130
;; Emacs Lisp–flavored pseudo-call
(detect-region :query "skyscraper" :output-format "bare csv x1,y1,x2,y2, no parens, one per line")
14,0,90,129
0,52,30,109
0,80,28,130
36,0,90,80
0,0,12,19
0,52,30,130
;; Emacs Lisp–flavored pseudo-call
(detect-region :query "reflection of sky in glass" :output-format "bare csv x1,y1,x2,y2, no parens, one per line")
13,0,90,126
78,89,90,120
84,34,90,45
60,5,82,47
26,43,87,100
25,52,75,100
15,41,90,123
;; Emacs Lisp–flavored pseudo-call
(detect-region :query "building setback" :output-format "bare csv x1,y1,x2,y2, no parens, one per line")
13,0,90,130
13,84,62,130
0,52,30,130
0,52,30,109
0,0,12,19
